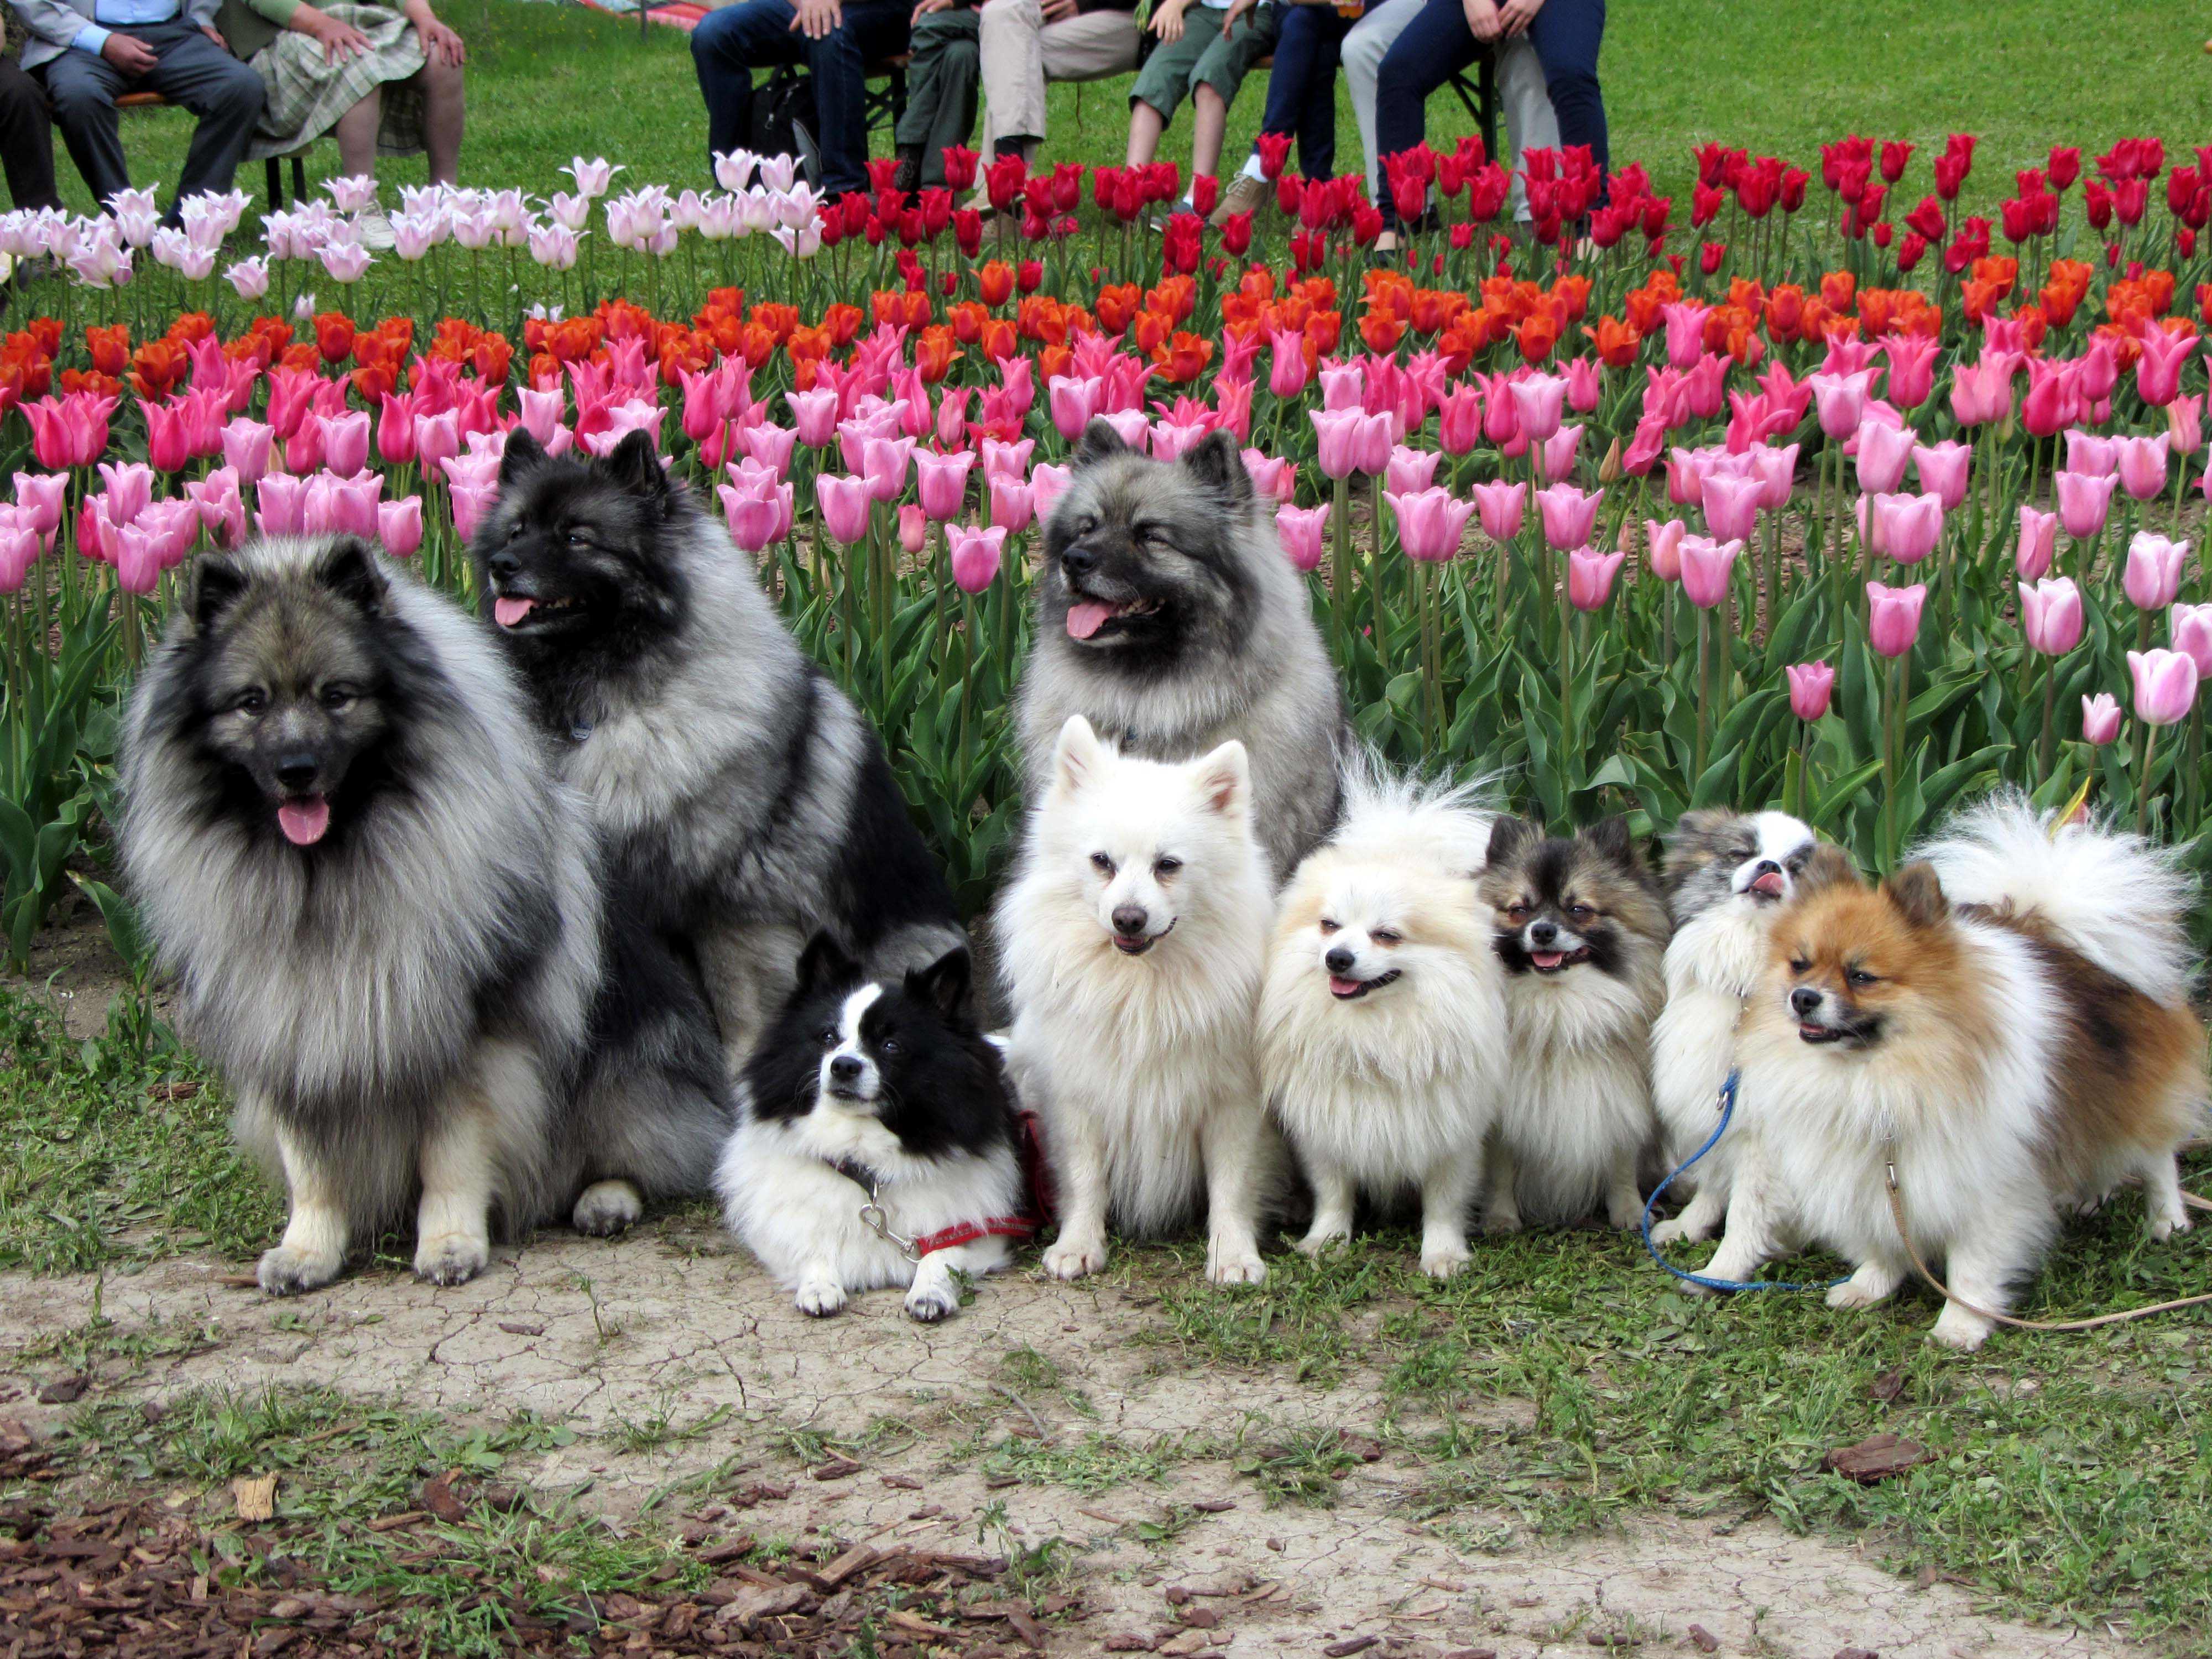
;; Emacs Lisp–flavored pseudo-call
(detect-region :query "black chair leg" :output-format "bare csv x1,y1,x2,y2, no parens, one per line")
1478,55,1498,167
264,157,282,209
290,155,305,202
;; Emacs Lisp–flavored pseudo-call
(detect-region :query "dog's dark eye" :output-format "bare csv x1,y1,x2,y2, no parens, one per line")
1789,956,1812,975
1505,903,1528,922
879,1037,900,1055
1153,856,1182,877
1846,968,1879,989
319,685,356,712
566,529,590,547
1568,904,1595,921
817,1025,837,1045
1318,918,1339,935
506,521,524,542
1371,928,1403,947
232,688,267,716
1089,852,1115,875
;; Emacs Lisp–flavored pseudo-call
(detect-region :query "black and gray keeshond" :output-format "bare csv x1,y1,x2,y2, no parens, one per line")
1018,420,1347,881
473,428,965,1077
119,535,733,1296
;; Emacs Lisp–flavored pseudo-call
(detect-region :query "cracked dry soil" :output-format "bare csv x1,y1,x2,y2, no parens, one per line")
0,1226,2141,1658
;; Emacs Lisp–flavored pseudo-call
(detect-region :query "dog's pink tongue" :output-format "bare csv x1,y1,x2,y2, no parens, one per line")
494,595,536,629
1530,950,1566,969
277,797,330,847
1751,870,1786,897
1328,975,1363,998
1066,602,1114,640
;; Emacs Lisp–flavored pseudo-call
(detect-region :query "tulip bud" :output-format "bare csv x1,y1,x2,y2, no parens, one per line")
1786,660,1835,722
2081,692,2124,745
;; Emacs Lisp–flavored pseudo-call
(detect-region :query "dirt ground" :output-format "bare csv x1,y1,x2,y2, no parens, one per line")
0,1228,2145,1659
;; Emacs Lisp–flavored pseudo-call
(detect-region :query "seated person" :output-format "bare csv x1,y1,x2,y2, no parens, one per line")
218,0,466,246
1,49,65,209
692,0,912,200
973,0,1139,189
1123,0,1275,217
12,0,265,216
1209,0,1346,226
1373,0,1606,245
893,0,977,191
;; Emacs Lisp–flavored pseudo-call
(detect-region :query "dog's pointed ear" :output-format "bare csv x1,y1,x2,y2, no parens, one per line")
1074,417,1128,469
499,426,549,489
312,536,387,614
1483,815,1543,866
1179,426,1253,505
1193,739,1250,820
795,930,860,997
1796,843,1861,899
907,946,972,1021
1054,715,1106,795
189,553,249,631
597,427,669,500
1585,813,1642,872
1882,860,1949,928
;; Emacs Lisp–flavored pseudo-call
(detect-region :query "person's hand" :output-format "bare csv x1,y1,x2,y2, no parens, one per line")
299,7,373,62
1462,0,1503,41
1147,0,1186,41
790,0,845,38
1040,0,1082,21
200,24,227,48
911,0,954,20
1496,0,1544,33
1221,0,1254,37
99,33,160,76
418,15,466,65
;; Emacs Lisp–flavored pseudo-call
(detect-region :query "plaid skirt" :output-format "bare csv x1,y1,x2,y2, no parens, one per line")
245,4,429,161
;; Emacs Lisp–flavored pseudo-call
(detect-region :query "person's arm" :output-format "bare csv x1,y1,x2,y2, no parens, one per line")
11,0,117,56
403,0,464,66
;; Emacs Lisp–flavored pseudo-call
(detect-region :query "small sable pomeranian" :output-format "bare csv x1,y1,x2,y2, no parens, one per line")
718,934,1026,1322
1258,764,1506,1277
1650,811,1853,1244
1710,796,2206,1349
997,715,1280,1285
1477,817,1671,1231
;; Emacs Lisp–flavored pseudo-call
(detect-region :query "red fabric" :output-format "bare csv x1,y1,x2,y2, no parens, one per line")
575,0,711,32
913,1215,1037,1256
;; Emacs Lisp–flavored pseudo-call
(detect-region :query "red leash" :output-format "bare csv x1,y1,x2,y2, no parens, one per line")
838,1109,1056,1261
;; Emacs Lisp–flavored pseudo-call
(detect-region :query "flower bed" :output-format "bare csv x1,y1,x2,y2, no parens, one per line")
2,135,2209,965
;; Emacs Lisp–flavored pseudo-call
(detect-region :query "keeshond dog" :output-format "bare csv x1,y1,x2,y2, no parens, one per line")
120,536,734,1296
1018,420,1347,882
476,428,965,1076
1477,817,1671,1232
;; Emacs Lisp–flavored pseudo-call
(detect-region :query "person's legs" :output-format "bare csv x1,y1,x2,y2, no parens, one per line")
139,22,265,205
332,87,383,177
1344,0,1420,203
1290,11,1345,180
1253,0,1320,155
1525,0,1605,181
691,0,804,176
802,0,911,197
1373,0,1478,218
1495,34,1557,221
1186,4,1271,180
36,46,133,209
414,44,466,185
896,6,981,187
1125,19,1211,168
979,0,1138,161
0,57,63,211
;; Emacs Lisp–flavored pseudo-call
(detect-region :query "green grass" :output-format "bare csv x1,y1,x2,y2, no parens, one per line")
56,0,2212,226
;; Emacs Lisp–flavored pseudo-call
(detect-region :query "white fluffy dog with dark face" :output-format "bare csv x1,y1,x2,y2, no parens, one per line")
997,716,1279,1285
1258,766,1505,1277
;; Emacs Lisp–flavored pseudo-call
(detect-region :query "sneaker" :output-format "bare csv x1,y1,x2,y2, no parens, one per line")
962,185,995,220
1149,196,1196,232
1208,171,1270,229
354,206,398,251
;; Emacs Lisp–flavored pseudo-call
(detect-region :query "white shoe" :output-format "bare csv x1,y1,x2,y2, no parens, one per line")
353,207,398,251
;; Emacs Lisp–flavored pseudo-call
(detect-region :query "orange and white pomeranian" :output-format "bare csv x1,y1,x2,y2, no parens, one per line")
1706,795,2206,1349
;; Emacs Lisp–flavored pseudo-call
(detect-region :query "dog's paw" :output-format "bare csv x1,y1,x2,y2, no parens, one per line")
1606,1201,1647,1232
904,1281,962,1323
1295,1227,1350,1259
1420,1243,1473,1280
2073,1190,2111,1219
1826,1279,1888,1311
794,1278,848,1317
1649,1217,1689,1247
1041,1238,1107,1281
1929,1305,1995,1351
257,1244,340,1297
2151,1211,2193,1242
1480,1211,1523,1238
572,1180,643,1238
1206,1248,1267,1287
413,1231,489,1288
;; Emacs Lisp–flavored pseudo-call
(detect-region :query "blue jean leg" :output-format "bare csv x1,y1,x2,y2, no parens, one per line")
1255,2,1349,180
1526,0,1606,179
691,0,910,197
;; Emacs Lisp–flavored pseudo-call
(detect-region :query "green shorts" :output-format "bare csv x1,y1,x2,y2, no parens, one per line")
1129,6,1278,120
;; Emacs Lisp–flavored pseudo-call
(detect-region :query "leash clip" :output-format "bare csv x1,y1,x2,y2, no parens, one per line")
858,1194,922,1264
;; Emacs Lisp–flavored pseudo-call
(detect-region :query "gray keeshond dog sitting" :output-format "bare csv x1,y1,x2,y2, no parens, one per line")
1018,421,1347,883
120,535,734,1296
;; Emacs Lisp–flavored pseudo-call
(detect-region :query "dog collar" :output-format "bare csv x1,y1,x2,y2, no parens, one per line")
824,1154,1037,1260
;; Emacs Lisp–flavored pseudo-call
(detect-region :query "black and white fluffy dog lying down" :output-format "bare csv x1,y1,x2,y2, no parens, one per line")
717,934,1032,1321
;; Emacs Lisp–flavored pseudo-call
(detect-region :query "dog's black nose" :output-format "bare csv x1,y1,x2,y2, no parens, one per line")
486,549,520,581
1111,904,1149,938
1790,987,1823,1018
1324,946,1355,974
1752,859,1780,877
274,753,320,791
828,1053,863,1082
1528,920,1556,946
1059,545,1096,581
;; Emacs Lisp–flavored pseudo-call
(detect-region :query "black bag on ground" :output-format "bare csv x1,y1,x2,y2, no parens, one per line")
750,67,819,187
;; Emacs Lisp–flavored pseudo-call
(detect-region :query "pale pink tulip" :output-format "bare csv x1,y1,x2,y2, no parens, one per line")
1535,483,1601,551
1566,546,1625,610
1853,419,1916,493
947,523,1007,594
1384,486,1475,564
2016,505,2059,579
1644,518,1687,582
1678,535,1742,609
1911,440,1971,510
2019,577,2084,655
2115,433,2172,502
2128,648,2200,726
2054,469,2117,540
1277,503,1329,572
2124,532,2189,611
1866,580,1927,658
1786,660,1835,721
1472,480,1526,542
2081,693,2124,745
815,472,873,544
2170,603,2212,677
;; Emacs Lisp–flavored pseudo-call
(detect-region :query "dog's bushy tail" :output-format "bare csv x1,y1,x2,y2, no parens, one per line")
1916,789,2198,1006
1327,751,1500,878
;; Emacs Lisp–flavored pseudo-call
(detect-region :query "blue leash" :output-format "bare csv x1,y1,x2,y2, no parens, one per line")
1640,1070,1848,1294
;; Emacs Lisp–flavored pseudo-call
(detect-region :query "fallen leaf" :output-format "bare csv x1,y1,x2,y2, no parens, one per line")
35,1376,87,1406
1190,1497,1235,1512
418,1473,467,1524
1868,1369,1905,1402
230,1474,277,1522
810,1455,862,1481
496,1321,546,1338
880,1473,923,1490
1324,1639,1379,1657
1822,1434,1932,1485
1687,1625,1719,1653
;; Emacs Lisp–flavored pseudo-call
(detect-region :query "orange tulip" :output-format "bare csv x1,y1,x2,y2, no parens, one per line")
978,260,1015,307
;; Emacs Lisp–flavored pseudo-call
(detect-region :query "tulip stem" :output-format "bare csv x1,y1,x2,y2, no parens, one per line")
2038,658,2059,781
1331,473,1351,656
1694,608,1711,783
2136,722,2158,838
1559,582,1576,797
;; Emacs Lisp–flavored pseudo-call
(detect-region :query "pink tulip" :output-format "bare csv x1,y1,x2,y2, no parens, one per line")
254,473,307,538
2169,603,2212,677
1267,330,1311,399
2123,532,2189,611
786,388,840,447
111,521,163,596
1311,408,1370,481
2064,430,2117,477
898,503,928,555
1949,357,2011,427
1678,535,1742,608
0,523,36,594
317,411,371,479
1030,462,1073,524
1660,301,1710,370
914,448,974,521
989,473,1035,535
1808,370,1874,441
2081,693,2124,745
737,422,797,479
1471,480,1525,542
448,479,497,542
1384,486,1475,564
1866,580,1927,658
2168,394,2205,456
1241,450,1293,503
1534,483,1601,551
1873,492,1944,565
1644,518,1687,582
1749,443,1799,512
1385,445,1440,497
378,495,424,559
1507,374,1567,444
1437,384,1484,456
1853,419,1916,493
2114,433,2171,502
1277,503,1329,572
719,476,791,552
1566,546,1626,610
97,461,154,526
1786,660,1835,721
2135,325,2195,407
1319,363,1364,412
413,410,461,478
947,523,1007,594
1700,472,1763,542
2053,469,2116,540
1536,424,1584,485
12,473,66,543
2018,577,2084,655
815,472,873,545
1048,374,1102,441
140,397,191,472
1564,355,1603,413
2128,648,2200,726
2016,505,2059,579
184,469,245,549
1882,333,1940,409
935,387,972,453
981,436,1034,483
860,435,915,503
1911,440,1971,510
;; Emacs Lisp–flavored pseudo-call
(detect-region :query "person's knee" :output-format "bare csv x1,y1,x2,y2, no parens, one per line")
45,71,112,126
1342,32,1385,81
213,61,265,119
